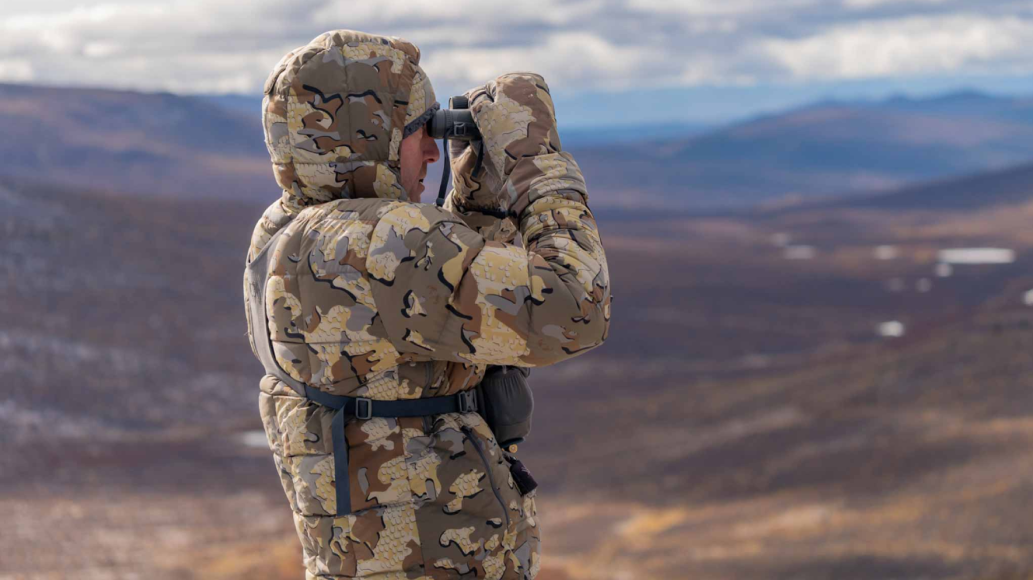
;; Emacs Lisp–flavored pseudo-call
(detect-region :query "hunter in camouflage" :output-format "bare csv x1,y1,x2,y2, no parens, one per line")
244,29,611,579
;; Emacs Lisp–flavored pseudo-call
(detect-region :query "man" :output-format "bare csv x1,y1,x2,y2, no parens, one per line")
244,29,611,579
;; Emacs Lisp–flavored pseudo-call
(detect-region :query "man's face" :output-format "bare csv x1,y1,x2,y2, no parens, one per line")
399,124,441,202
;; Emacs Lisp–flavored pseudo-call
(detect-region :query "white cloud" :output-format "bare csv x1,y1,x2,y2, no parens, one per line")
0,59,33,82
842,0,950,8
0,0,1031,95
311,0,604,27
424,32,661,91
82,41,122,59
626,0,821,16
762,14,1033,79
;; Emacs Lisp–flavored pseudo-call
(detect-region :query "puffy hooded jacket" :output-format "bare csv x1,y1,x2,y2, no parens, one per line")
244,30,611,579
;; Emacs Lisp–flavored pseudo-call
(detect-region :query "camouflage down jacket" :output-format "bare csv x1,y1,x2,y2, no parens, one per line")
244,30,611,579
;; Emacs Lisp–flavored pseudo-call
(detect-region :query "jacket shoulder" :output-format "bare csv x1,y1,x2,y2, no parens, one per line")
247,200,293,263
373,201,460,231
287,200,460,275
302,198,455,227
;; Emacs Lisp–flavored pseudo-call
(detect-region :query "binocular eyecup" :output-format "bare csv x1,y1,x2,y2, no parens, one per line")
427,95,481,141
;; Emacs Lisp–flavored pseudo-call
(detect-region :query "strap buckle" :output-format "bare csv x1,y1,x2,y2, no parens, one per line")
355,397,373,420
457,389,477,413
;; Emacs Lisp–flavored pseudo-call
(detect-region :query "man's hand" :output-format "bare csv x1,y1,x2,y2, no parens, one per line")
468,72,562,179
445,138,505,215
443,138,517,242
445,72,585,225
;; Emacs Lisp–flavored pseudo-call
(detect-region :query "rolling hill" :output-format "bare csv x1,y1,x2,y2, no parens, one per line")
7,151,1033,577
575,90,1033,209
8,82,1033,212
799,159,1033,213
0,82,272,200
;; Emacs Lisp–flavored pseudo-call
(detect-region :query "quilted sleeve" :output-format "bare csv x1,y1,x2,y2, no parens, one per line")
366,192,610,367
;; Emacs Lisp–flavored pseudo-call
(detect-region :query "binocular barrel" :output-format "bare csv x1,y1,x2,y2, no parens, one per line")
427,95,482,141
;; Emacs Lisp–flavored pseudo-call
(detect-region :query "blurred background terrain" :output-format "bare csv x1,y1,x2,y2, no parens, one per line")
6,2,1033,579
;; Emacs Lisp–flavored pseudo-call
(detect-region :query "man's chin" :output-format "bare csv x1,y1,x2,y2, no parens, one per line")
405,181,426,201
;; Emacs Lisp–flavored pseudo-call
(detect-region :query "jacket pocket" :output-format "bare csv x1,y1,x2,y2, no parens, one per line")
276,396,336,517
412,414,522,576
461,424,511,530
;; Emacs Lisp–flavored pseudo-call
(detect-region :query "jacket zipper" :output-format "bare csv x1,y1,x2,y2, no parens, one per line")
461,425,511,529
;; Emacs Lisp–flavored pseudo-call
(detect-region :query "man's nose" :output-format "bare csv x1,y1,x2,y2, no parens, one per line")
423,133,441,164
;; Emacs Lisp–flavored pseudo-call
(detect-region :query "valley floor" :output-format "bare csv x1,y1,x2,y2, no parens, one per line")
7,180,1033,579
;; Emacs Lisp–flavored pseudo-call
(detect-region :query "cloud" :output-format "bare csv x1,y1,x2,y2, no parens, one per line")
842,0,951,8
626,0,821,17
311,0,605,27
0,59,33,82
0,0,1031,96
762,14,1033,79
0,1,304,93
424,32,662,92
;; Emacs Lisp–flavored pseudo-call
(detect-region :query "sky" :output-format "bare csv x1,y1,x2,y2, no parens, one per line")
2,0,1033,126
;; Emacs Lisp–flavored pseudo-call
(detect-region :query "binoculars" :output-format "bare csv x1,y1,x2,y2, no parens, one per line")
427,95,482,141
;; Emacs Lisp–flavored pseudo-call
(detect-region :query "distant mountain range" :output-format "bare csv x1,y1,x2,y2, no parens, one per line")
196,92,715,147
575,89,1033,209
6,82,1033,210
800,158,1033,213
0,83,272,200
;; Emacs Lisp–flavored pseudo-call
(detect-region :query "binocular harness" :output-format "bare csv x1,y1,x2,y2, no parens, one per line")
428,96,500,212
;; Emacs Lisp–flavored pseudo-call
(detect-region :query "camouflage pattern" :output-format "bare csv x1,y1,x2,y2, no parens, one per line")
245,31,610,579
261,29,436,208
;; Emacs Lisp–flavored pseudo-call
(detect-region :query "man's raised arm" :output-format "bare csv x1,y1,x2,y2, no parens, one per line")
367,72,611,367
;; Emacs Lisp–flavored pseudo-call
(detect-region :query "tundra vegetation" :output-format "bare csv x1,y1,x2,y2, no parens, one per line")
5,87,1033,579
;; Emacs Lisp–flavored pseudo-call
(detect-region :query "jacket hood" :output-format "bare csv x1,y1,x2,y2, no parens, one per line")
261,30,438,212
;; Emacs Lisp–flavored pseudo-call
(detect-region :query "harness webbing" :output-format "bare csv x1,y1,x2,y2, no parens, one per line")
246,223,481,516
436,136,450,207
304,385,479,514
